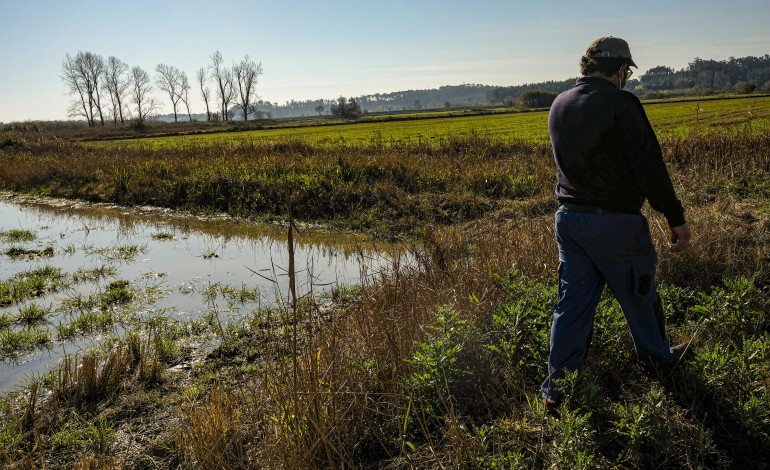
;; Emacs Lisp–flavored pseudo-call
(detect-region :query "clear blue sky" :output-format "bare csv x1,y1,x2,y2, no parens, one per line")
1,0,768,122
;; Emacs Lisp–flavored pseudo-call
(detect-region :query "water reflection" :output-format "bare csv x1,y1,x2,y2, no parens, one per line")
0,195,406,392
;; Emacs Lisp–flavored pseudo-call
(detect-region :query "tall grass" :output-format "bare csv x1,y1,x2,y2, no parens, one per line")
0,134,552,237
168,130,770,468
0,330,172,468
2,129,768,239
1,128,769,467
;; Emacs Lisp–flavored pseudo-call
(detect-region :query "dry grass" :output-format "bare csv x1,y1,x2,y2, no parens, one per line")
164,131,770,468
57,352,130,404
173,194,768,467
0,133,553,237
56,334,163,405
70,454,125,470
1,128,769,468
177,386,249,469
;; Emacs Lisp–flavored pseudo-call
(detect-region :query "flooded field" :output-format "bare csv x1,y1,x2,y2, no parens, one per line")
0,195,405,393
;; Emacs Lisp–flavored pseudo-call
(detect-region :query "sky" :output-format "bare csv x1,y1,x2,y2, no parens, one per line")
1,0,768,122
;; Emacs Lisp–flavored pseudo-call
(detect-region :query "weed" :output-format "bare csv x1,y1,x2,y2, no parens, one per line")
151,232,175,240
0,326,52,359
0,266,65,306
85,414,115,455
691,337,770,447
55,281,134,340
72,264,117,283
683,276,768,346
202,282,259,305
102,280,133,307
610,385,723,467
327,283,361,303
3,245,54,260
407,306,474,409
0,229,36,243
487,271,554,396
56,309,114,339
85,244,146,262
0,313,11,330
15,303,50,326
547,407,605,468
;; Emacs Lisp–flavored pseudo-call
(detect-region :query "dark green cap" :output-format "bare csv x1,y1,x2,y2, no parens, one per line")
586,36,637,67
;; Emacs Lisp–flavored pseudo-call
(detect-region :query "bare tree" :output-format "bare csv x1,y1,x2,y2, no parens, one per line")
233,55,263,121
60,51,106,126
103,56,130,124
221,68,236,120
131,66,157,123
61,54,91,124
196,67,212,121
210,51,226,119
177,71,193,121
210,51,235,121
82,52,106,126
155,64,183,122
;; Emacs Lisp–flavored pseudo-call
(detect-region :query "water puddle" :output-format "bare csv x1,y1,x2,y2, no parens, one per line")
0,195,407,393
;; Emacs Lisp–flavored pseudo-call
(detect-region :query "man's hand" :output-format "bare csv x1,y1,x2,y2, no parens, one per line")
670,222,691,253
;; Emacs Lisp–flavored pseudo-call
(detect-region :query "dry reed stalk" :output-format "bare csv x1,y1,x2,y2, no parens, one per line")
55,333,166,405
241,216,557,465
177,386,249,470
232,191,769,466
0,454,45,470
70,454,124,470
650,196,769,287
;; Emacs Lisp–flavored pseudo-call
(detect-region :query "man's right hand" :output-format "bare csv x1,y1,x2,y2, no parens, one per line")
670,222,691,253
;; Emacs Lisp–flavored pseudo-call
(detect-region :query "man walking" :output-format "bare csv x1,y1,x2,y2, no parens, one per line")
542,37,692,410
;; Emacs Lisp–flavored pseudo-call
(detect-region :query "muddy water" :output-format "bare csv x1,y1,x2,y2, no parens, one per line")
0,195,407,392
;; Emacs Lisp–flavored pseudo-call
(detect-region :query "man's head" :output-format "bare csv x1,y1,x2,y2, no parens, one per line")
580,36,637,88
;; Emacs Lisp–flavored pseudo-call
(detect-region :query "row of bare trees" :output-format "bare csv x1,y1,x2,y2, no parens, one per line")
202,51,263,122
60,51,262,126
61,52,155,126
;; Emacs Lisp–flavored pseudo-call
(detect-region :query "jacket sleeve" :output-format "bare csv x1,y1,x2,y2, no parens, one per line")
617,94,686,227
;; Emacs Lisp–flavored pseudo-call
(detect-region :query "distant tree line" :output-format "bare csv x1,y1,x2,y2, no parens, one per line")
518,90,559,108
247,85,498,119
60,50,262,126
59,51,770,125
486,79,576,105
355,84,494,111
255,99,335,119
639,55,770,93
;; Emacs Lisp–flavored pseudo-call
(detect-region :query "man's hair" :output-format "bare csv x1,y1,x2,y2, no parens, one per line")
580,55,629,76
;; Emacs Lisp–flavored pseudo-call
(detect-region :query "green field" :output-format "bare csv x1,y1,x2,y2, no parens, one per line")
97,94,770,148
645,94,770,135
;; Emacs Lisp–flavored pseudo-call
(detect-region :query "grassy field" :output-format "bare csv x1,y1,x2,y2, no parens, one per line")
0,101,769,468
84,94,770,149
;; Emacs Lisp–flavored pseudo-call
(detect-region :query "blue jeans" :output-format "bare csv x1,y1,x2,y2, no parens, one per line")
541,205,674,401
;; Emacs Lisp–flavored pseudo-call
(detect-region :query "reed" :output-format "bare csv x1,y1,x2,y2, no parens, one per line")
176,386,249,470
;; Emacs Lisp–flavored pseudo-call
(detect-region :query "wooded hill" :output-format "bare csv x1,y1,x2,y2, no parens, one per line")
252,54,768,117
639,55,770,92
151,53,769,121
